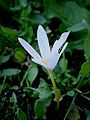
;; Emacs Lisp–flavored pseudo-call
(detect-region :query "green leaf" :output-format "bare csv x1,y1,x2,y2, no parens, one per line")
0,68,21,78
31,14,46,24
81,61,90,77
67,90,75,97
39,86,51,99
84,33,90,59
37,79,52,99
17,108,27,120
59,57,68,73
45,1,90,25
0,26,18,40
67,20,88,32
68,39,84,51
10,92,17,104
86,110,90,120
33,79,52,107
19,0,27,7
34,99,46,119
0,26,18,48
0,54,11,65
68,105,80,120
15,50,26,62
27,66,38,85
85,0,90,5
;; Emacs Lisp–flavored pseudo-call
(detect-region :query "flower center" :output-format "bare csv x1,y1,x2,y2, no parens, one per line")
42,59,48,65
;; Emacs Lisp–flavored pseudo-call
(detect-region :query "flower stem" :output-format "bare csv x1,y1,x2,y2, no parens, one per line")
48,70,61,108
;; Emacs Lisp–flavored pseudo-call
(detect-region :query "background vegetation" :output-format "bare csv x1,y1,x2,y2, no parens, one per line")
0,0,90,120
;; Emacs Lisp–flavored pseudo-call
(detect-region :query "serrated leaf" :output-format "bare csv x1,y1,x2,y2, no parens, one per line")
34,99,46,119
0,68,21,78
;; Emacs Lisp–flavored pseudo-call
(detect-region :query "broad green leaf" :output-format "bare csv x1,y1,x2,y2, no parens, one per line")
68,39,84,52
67,90,75,97
33,79,52,107
0,68,21,78
15,50,26,62
39,86,51,99
17,108,27,120
0,54,11,65
81,61,90,77
59,57,68,73
45,1,90,25
67,20,88,32
84,33,90,59
27,66,38,85
34,99,46,119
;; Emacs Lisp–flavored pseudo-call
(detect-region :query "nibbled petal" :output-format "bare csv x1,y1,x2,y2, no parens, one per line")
48,42,68,70
54,31,70,50
37,25,50,59
18,38,41,60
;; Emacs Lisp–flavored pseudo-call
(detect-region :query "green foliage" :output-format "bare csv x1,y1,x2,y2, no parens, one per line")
27,66,38,86
34,99,46,119
15,49,26,62
68,105,80,120
45,1,90,25
17,108,27,120
67,90,75,97
0,68,21,78
81,61,90,77
0,54,11,65
67,20,90,32
86,110,90,120
84,32,90,59
0,0,90,120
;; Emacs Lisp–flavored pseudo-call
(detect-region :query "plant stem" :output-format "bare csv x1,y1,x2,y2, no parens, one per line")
48,70,61,108
63,93,77,120
63,77,83,119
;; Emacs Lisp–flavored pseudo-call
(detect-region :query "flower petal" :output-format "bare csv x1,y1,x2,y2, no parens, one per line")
18,38,41,60
48,42,68,70
32,58,47,68
53,31,70,51
37,25,50,59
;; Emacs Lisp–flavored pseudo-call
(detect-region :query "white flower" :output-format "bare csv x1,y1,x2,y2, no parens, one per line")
18,25,70,70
